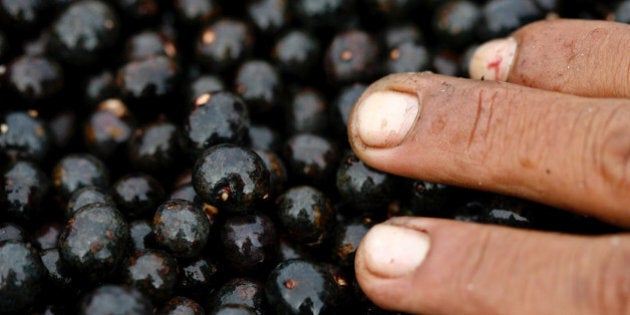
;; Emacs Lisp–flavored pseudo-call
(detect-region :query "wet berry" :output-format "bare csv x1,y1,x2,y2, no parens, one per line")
265,259,340,315
325,29,380,84
123,249,179,302
272,29,321,80
336,152,395,213
234,60,282,113
277,185,335,248
193,144,270,214
220,213,278,274
283,133,340,188
177,256,220,300
52,153,109,200
49,0,121,66
58,203,130,283
112,172,166,218
285,88,328,135
84,99,136,159
33,222,63,250
0,241,45,313
129,219,155,251
7,55,64,103
1,160,50,222
173,0,221,26
195,18,254,72
208,278,267,314
65,185,115,220
184,91,250,157
159,296,206,315
0,222,26,243
153,199,212,258
79,285,153,315
0,110,50,162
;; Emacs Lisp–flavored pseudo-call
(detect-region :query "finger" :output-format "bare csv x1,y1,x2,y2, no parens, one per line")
469,18,630,98
355,217,630,315
347,72,630,226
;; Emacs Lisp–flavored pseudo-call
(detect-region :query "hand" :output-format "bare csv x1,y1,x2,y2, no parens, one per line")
349,19,630,315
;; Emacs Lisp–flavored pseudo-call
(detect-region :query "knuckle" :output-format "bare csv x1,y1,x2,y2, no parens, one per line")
594,106,630,194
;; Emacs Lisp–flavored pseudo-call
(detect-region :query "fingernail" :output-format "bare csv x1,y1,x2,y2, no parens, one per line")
469,37,517,81
361,224,430,278
355,91,420,148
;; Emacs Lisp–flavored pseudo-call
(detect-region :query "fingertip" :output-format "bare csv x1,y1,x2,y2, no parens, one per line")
469,37,517,81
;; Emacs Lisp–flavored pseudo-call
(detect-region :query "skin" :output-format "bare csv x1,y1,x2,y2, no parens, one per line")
349,19,630,315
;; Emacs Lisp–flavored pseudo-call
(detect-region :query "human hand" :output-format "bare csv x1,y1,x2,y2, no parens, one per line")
349,19,630,315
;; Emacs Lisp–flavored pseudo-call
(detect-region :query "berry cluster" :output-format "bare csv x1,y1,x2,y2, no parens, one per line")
0,0,625,314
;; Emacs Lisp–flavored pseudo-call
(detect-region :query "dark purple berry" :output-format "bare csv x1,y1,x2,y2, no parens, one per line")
192,144,270,214
153,199,212,258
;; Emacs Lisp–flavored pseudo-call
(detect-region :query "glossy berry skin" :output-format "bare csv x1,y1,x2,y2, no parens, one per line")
117,55,180,102
184,91,251,157
129,219,155,251
84,70,119,106
65,186,115,220
40,248,73,292
193,144,270,214
209,278,267,315
153,199,211,258
173,0,220,26
0,241,45,313
128,120,182,173
0,0,44,33
0,110,50,162
248,124,282,154
283,133,340,187
265,259,340,315
0,222,26,243
123,249,179,302
124,30,178,62
384,41,430,74
33,222,63,250
84,99,136,159
276,185,334,247
433,0,481,48
292,0,356,29
220,213,278,274
52,153,109,200
177,256,220,300
49,0,121,66
79,285,153,315
285,88,328,135
381,24,424,49
158,296,206,315
477,0,543,40
1,160,50,222
247,0,290,36
7,55,64,103
253,149,287,198
233,60,282,113
336,152,395,213
195,18,254,72
324,29,380,84
112,172,165,219
272,29,321,80
186,74,225,105
58,203,130,283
